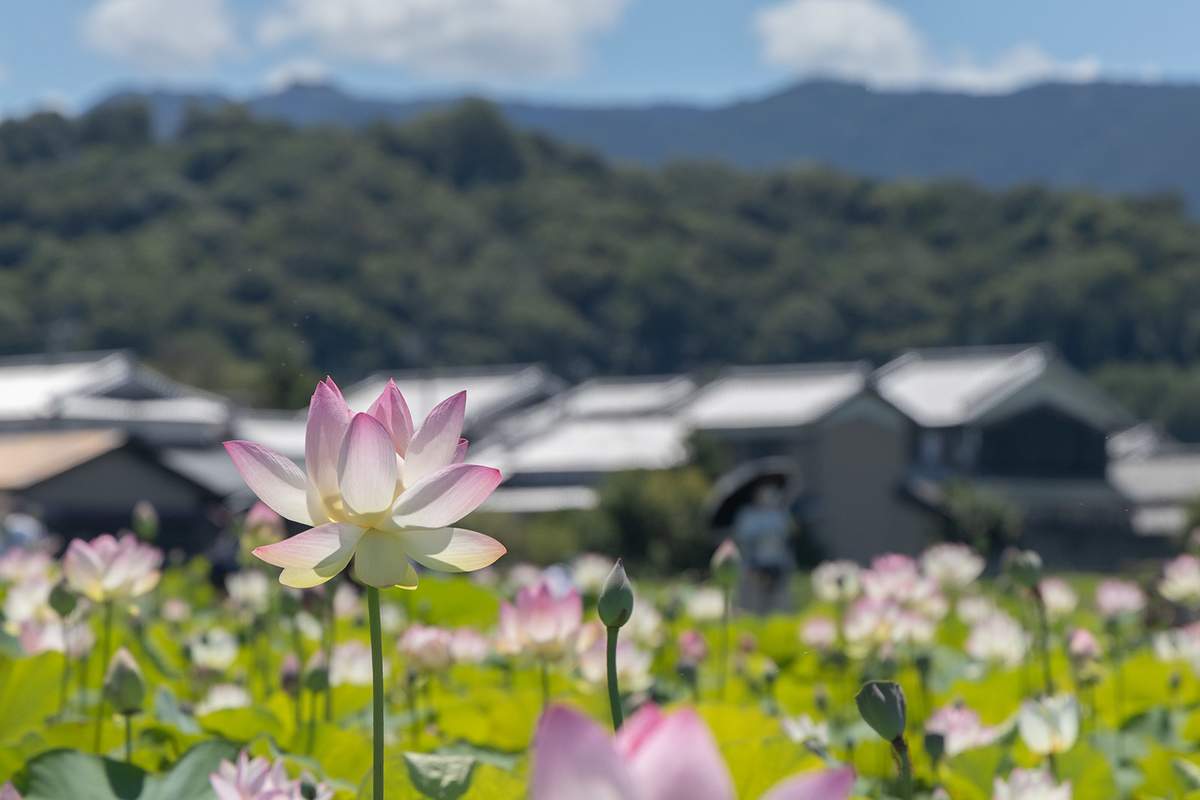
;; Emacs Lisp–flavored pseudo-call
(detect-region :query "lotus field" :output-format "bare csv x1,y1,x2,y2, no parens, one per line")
4,381,1200,800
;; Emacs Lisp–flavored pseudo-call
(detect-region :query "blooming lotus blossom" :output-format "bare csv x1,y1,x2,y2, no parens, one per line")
210,750,332,800
333,582,361,620
450,627,489,664
956,594,996,625
925,703,999,756
782,714,830,749
572,552,616,595
861,554,921,600
2,576,53,626
1152,623,1200,665
244,501,286,541
965,612,1029,668
578,632,653,693
64,533,162,603
625,602,665,648
19,617,96,658
1095,578,1146,619
531,704,855,800
190,627,240,672
1018,694,1080,756
161,597,191,623
992,769,1071,800
226,379,504,588
226,570,271,615
800,615,838,650
1160,554,1200,606
495,580,583,661
1038,578,1078,621
685,586,727,622
921,543,985,589
0,548,56,585
811,560,861,603
843,597,936,655
196,683,253,717
331,640,385,686
398,623,455,673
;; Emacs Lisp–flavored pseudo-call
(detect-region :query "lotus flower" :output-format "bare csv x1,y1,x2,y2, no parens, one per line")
398,623,455,673
1095,578,1145,619
63,533,162,603
925,703,998,756
992,768,1071,800
196,684,253,717
578,627,654,693
331,640,385,686
965,611,1029,668
1018,694,1080,756
495,579,583,661
531,703,855,800
800,615,838,650
210,750,332,800
225,379,504,588
1038,578,1078,621
811,560,861,603
921,543,985,589
450,628,489,664
1,782,20,800
1160,554,1200,606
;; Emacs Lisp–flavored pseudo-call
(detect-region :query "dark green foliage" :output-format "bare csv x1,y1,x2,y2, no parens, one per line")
3,99,1200,436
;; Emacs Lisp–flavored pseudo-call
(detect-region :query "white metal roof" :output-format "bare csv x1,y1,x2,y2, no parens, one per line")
1108,449,1200,505
680,363,869,430
0,354,132,420
478,486,600,513
873,344,1135,431
556,376,697,418
474,416,689,477
341,364,561,431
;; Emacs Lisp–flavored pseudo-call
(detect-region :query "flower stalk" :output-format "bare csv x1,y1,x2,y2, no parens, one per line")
367,586,385,800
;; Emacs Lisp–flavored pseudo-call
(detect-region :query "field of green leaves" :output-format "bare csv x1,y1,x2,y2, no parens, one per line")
2,521,1200,799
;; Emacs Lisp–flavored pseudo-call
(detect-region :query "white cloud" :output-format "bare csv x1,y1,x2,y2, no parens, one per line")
258,0,629,81
262,58,329,93
83,0,237,72
754,0,1101,94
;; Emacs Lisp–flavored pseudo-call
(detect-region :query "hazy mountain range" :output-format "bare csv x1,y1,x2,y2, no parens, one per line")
101,80,1200,206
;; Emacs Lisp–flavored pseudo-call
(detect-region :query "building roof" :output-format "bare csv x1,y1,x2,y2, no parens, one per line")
679,363,870,430
473,416,689,477
478,486,600,513
873,344,1135,431
0,351,231,430
341,364,563,434
0,429,126,490
554,375,697,418
1108,448,1200,506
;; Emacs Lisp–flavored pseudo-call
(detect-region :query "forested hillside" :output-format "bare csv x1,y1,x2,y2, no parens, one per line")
3,99,1200,436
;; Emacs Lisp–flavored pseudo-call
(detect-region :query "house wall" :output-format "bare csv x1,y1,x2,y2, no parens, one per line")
810,410,931,562
22,449,218,550
979,405,1107,478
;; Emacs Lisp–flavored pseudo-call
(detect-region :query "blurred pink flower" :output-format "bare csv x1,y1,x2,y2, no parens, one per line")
1066,628,1101,662
64,533,162,603
0,548,56,585
921,543,985,589
578,631,653,693
861,554,921,600
1,782,20,800
965,611,1028,667
1160,554,1200,606
531,704,855,800
210,750,332,800
1095,578,1146,619
398,623,455,673
19,617,95,659
244,501,286,540
1038,578,1078,621
450,627,489,664
226,379,504,588
811,560,861,603
925,703,998,756
993,769,1070,800
495,579,583,661
331,640,385,686
677,629,709,666
800,615,838,650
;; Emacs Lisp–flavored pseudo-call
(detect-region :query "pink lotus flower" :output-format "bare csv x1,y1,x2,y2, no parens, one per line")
19,617,95,658
925,703,998,756
1095,578,1146,619
800,615,838,650
495,579,584,661
225,379,504,588
921,543,985,589
63,533,162,603
450,627,489,664
1,782,20,800
532,704,855,800
210,750,332,800
398,623,455,673
677,629,709,666
1066,628,1101,662
992,769,1070,800
811,560,861,603
578,628,653,693
1038,578,1078,621
1160,554,1200,605
0,548,56,585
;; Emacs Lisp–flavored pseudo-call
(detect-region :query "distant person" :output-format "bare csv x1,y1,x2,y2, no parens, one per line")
2,511,48,551
732,483,795,614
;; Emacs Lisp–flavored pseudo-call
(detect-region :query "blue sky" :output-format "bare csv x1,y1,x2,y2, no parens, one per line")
1,0,1197,117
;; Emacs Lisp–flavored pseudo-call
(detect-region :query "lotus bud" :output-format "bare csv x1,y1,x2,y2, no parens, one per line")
598,559,634,629
1003,549,1043,590
132,500,159,542
281,652,301,697
49,583,78,619
924,731,945,766
856,680,908,743
104,647,145,715
303,652,329,693
711,539,741,588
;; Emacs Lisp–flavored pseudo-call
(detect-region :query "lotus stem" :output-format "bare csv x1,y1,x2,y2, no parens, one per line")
367,586,384,800
606,625,624,731
93,600,114,752
124,714,133,763
894,737,913,800
323,582,335,722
